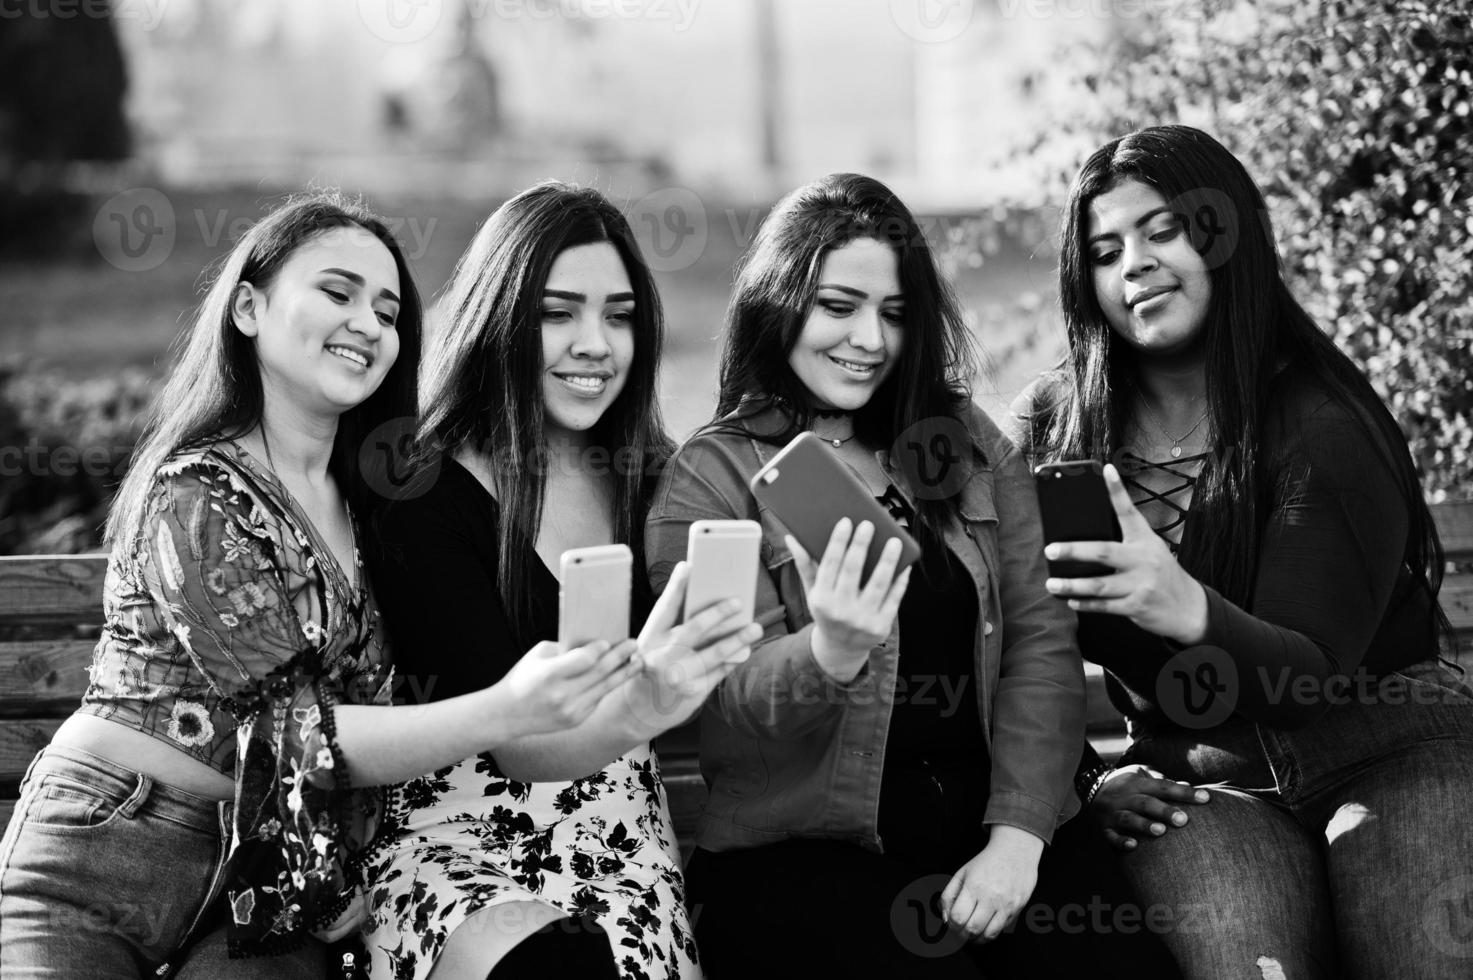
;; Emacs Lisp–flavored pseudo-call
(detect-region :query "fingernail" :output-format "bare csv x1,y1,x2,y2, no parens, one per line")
1195,790,1209,802
1124,839,1137,848
1045,578,1061,591
1044,544,1060,559
1151,823,1165,835
1171,812,1187,826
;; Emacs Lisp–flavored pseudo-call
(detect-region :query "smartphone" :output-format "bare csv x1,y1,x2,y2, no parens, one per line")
750,432,921,585
558,544,632,650
1033,460,1122,578
684,519,762,624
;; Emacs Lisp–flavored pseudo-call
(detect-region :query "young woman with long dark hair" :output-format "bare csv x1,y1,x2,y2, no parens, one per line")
646,173,1177,977
0,192,641,978
1009,125,1472,978
359,183,757,980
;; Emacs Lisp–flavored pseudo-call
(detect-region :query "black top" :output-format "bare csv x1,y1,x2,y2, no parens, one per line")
367,458,557,706
875,485,990,862
1008,366,1442,732
367,458,651,713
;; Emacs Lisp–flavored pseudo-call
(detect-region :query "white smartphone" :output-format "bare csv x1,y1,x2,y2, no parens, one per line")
558,544,632,650
683,519,762,624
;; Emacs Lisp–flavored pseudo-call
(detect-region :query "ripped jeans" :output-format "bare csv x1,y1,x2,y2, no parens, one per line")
1116,659,1473,980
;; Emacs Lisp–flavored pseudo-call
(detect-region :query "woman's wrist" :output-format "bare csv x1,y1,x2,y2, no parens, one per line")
1076,759,1115,807
810,627,867,683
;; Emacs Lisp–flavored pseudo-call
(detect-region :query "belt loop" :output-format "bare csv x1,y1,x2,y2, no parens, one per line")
117,772,153,818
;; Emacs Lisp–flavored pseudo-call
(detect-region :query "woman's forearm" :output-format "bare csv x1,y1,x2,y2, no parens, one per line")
490,689,650,783
333,685,527,787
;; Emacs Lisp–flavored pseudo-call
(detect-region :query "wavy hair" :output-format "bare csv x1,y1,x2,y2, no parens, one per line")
418,182,674,643
1045,124,1445,632
106,190,424,549
711,172,980,558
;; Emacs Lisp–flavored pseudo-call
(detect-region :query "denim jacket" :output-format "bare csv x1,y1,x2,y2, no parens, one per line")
645,402,1085,853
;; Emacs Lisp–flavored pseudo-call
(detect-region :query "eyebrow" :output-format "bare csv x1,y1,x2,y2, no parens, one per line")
321,268,400,305
816,283,905,303
543,289,637,304
1086,207,1175,247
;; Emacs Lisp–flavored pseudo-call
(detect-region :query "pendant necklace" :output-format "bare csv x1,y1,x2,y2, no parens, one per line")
1140,399,1209,459
813,408,856,448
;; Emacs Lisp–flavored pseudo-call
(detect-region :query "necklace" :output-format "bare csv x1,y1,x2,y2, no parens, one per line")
812,408,856,448
1138,398,1209,458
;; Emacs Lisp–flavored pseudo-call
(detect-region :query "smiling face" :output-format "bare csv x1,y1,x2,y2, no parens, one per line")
232,224,402,422
1086,178,1213,359
787,237,904,412
539,242,636,441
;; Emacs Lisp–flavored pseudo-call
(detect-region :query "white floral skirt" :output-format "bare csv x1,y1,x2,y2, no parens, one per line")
360,744,701,980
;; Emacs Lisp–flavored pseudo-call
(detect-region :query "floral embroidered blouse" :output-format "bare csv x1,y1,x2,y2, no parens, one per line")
78,439,395,956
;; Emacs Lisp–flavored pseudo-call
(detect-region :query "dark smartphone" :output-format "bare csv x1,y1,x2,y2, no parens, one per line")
750,432,921,585
1033,460,1122,578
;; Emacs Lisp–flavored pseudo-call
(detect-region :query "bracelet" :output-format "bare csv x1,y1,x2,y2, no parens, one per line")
1075,761,1114,807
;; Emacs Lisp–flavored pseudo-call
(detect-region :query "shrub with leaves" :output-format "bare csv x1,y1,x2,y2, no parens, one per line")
989,0,1473,496
0,362,153,555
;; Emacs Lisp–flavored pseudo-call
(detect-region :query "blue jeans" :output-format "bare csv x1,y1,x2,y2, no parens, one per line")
0,744,324,979
1117,659,1473,979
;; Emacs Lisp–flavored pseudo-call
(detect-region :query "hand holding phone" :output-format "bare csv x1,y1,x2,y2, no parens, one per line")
1033,460,1122,578
749,432,920,585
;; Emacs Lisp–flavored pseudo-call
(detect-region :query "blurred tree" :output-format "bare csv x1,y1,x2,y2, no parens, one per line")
984,0,1472,496
0,7,130,253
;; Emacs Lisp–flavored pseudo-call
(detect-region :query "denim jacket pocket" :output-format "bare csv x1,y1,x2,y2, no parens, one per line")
22,772,127,835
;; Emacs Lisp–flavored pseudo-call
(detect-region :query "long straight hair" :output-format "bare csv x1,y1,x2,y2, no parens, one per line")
711,172,980,559
1047,125,1445,628
107,191,424,549
418,182,674,644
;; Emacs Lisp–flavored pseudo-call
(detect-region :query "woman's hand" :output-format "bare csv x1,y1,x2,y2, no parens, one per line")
941,825,1043,942
787,519,911,683
499,637,641,737
1043,464,1210,644
616,562,761,737
1089,765,1211,852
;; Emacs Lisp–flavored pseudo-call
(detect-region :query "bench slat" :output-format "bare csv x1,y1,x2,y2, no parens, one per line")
0,641,95,717
0,556,108,626
0,719,62,785
1434,501,1473,559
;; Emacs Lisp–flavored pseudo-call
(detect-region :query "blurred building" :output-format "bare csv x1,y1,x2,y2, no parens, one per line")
113,0,1097,205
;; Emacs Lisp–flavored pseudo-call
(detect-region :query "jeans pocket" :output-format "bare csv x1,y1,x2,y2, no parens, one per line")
21,773,126,835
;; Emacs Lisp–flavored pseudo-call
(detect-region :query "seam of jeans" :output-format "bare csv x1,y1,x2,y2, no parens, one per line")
116,772,153,819
158,802,233,980
0,755,48,902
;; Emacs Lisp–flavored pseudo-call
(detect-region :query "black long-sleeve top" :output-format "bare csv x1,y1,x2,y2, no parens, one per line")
1007,367,1440,735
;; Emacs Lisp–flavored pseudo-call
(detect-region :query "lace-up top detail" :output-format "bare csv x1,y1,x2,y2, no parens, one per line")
1120,450,1209,551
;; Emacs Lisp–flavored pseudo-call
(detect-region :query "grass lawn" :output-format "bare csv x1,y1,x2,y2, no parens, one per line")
0,186,1068,439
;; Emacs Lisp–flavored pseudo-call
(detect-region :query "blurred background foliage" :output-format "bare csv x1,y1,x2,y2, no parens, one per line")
0,0,1469,556
957,0,1473,497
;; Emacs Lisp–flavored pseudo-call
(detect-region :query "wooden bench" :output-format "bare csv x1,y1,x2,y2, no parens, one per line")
4,500,1472,851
